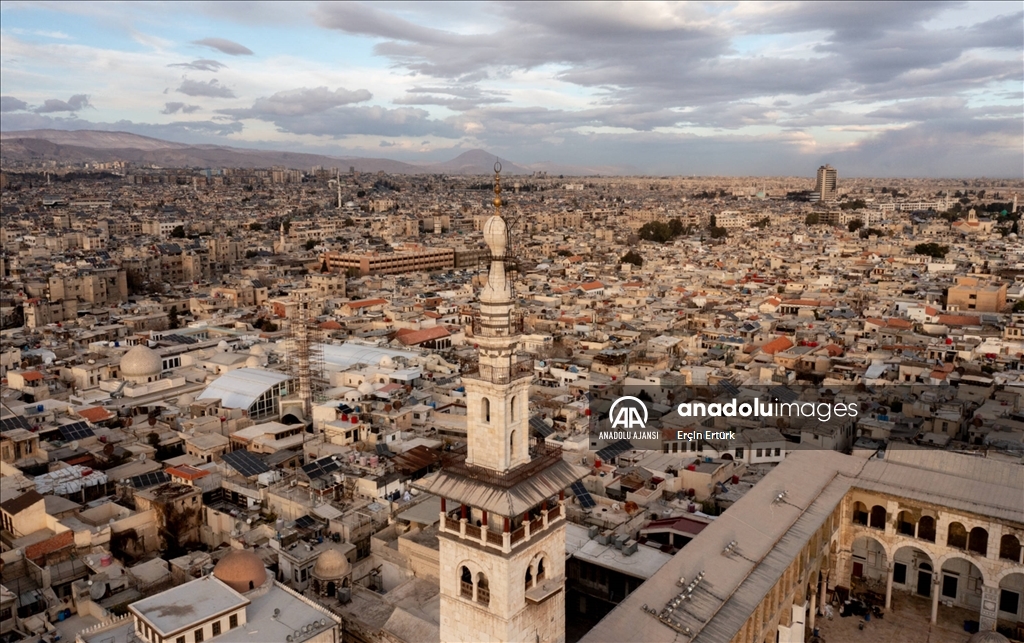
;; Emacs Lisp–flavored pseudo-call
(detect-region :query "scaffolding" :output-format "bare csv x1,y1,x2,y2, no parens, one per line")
287,292,327,420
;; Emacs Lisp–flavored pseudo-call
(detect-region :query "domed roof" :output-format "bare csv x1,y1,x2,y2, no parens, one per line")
246,356,262,368
313,548,350,579
213,549,267,594
249,343,266,356
120,345,162,377
358,381,375,395
968,632,1010,643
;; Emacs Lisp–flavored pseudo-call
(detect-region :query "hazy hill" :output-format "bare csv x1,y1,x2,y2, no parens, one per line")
0,129,609,175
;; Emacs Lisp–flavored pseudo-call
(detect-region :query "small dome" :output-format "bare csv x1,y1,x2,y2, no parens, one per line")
358,381,375,395
217,340,230,351
379,356,394,367
482,215,508,256
120,345,162,378
313,548,350,579
968,632,1010,643
213,549,267,594
249,344,266,356
246,356,262,368
176,393,195,407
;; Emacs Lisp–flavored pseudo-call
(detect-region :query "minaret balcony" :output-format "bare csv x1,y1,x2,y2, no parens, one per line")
461,355,534,385
440,501,564,554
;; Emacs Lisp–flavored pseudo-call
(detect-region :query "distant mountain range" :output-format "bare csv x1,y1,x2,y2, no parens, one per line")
0,129,621,176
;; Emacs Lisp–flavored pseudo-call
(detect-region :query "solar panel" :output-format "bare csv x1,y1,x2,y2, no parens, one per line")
222,450,270,477
302,456,341,480
0,415,32,433
596,439,633,462
769,386,800,403
529,415,553,438
293,515,317,530
719,380,740,396
59,422,95,441
570,480,596,509
127,471,170,489
375,443,393,457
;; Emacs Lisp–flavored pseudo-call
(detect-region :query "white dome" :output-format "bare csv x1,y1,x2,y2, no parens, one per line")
313,548,350,579
482,215,508,256
120,345,162,378
246,356,262,368
176,393,196,407
249,344,266,356
379,356,394,367
217,340,230,352
358,381,375,396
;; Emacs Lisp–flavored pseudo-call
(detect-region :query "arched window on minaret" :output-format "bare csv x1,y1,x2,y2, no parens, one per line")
510,395,518,422
476,573,490,606
536,557,546,582
524,564,533,590
482,397,491,423
509,430,516,460
460,566,473,599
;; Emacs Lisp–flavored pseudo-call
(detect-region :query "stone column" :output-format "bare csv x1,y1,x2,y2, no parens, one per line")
809,583,817,632
820,570,828,610
885,562,894,610
930,573,940,625
979,584,999,632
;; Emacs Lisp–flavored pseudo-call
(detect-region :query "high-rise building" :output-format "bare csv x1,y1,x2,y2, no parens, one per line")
814,164,838,202
416,164,587,643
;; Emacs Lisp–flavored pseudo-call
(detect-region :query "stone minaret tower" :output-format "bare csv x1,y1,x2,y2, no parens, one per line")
418,163,586,643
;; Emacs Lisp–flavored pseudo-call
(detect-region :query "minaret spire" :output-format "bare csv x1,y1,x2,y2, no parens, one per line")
479,161,514,336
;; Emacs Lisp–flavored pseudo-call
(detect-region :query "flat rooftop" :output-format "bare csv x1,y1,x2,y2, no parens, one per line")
565,522,673,580
130,576,248,637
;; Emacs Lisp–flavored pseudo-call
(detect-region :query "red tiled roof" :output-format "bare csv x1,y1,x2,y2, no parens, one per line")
319,320,343,330
21,371,44,382
397,326,451,346
579,281,604,291
347,298,387,309
78,407,113,423
761,336,795,355
166,465,210,481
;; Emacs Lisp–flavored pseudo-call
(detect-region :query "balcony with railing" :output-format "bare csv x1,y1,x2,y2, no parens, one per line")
461,355,535,385
439,501,565,554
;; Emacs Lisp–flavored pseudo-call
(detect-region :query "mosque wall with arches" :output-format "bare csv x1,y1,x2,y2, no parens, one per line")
835,487,1024,630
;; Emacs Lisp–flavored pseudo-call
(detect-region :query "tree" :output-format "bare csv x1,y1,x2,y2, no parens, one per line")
620,250,643,267
168,305,180,330
170,225,186,238
709,226,729,239
249,222,263,232
1014,300,1024,313
913,242,949,259
847,219,864,233
147,432,160,446
805,212,820,225
345,267,361,279
304,239,318,251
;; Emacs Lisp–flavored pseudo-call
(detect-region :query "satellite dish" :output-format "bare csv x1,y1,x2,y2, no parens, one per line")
69,440,79,451
89,582,107,600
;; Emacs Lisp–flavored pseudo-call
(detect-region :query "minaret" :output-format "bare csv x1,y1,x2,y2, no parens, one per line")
417,163,587,643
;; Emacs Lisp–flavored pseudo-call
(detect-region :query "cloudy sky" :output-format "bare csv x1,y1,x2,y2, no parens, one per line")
1,1,1021,176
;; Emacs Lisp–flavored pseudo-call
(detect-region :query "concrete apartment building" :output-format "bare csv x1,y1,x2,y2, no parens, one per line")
321,246,456,276
948,276,1008,313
